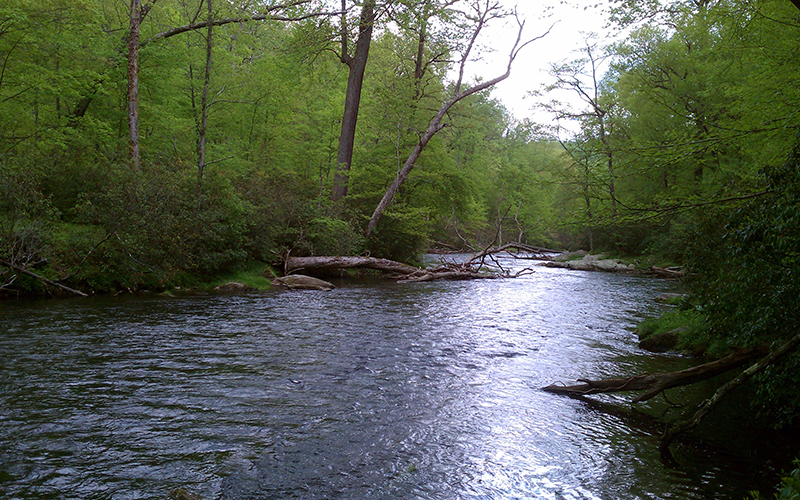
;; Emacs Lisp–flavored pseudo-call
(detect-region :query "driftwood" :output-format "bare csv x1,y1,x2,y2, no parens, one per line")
542,348,764,403
1,259,88,297
647,266,685,279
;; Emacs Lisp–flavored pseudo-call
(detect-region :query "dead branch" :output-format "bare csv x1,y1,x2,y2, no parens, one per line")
659,333,800,461
0,259,88,297
466,242,560,265
541,348,764,402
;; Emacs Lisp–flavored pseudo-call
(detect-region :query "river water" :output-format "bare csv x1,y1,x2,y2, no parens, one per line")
0,258,785,499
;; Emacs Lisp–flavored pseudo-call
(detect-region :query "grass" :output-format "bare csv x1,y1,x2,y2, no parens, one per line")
636,307,708,352
204,262,276,291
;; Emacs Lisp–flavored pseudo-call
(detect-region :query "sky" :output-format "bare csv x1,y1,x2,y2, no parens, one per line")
470,1,620,126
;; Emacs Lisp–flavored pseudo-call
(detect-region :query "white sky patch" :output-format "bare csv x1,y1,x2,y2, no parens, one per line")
468,1,623,127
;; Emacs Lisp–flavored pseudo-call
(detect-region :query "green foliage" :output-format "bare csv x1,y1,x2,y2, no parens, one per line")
366,206,431,262
0,163,58,292
72,166,252,290
636,307,701,339
750,460,800,500
306,214,365,256
207,262,274,291
684,143,800,425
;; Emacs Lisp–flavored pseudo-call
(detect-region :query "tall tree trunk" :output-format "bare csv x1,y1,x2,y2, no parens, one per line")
127,0,143,172
197,0,213,206
332,0,376,201
412,1,430,99
126,0,157,171
599,120,616,216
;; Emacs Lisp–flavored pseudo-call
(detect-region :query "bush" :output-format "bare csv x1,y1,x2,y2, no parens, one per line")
0,163,60,294
685,143,800,426
751,460,800,499
366,206,431,262
74,165,254,290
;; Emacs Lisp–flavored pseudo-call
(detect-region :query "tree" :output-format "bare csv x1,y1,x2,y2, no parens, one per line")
127,0,158,172
365,2,548,236
537,37,620,219
331,0,377,201
127,0,330,173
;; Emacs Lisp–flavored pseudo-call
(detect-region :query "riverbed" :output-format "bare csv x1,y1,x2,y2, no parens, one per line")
0,260,783,499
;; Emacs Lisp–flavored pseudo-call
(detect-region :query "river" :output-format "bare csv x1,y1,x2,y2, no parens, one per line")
0,258,786,499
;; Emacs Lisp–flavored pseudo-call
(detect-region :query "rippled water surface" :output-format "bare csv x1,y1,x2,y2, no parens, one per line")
0,260,779,499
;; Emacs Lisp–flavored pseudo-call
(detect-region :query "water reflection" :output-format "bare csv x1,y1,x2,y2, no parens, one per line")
0,264,774,499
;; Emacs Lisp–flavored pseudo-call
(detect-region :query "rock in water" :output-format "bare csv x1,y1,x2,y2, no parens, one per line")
271,274,335,291
639,327,687,353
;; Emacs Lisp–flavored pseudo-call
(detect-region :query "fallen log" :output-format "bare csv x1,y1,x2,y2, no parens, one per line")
542,347,764,403
284,251,536,283
285,256,420,276
399,270,499,283
648,266,685,279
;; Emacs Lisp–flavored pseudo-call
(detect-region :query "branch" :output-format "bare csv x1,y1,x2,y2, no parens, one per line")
542,348,764,401
141,2,337,46
0,260,88,297
660,333,800,461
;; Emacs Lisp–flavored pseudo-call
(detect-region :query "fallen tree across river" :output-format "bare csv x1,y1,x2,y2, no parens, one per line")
542,334,800,462
282,243,542,282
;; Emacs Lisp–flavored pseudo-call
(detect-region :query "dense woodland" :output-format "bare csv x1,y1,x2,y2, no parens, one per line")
2,0,800,439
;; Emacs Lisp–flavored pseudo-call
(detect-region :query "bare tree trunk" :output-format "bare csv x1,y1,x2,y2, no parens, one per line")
126,0,157,171
332,0,376,201
542,348,764,401
197,0,213,206
412,0,431,99
286,255,420,275
127,0,143,172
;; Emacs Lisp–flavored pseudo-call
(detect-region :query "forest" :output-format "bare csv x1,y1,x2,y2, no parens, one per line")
1,0,800,444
